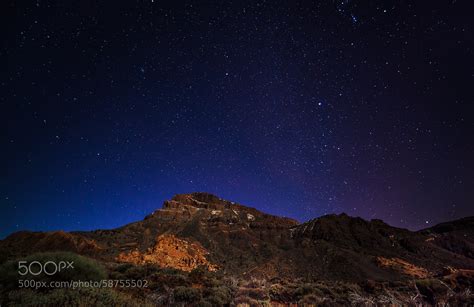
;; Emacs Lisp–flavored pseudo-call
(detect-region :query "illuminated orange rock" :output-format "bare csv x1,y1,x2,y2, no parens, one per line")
376,256,429,278
117,234,218,272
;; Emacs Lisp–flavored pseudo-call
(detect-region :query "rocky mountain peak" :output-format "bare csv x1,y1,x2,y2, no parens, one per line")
157,192,298,225
163,192,232,210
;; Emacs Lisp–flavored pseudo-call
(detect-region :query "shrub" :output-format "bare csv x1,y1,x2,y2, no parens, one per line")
269,283,294,302
115,263,134,273
245,277,266,289
189,265,211,283
149,271,189,288
173,286,201,302
313,282,335,296
196,299,213,307
236,287,269,301
4,288,152,307
299,293,324,305
0,252,106,291
203,286,233,305
120,263,160,280
161,267,182,275
233,295,259,306
416,279,449,305
293,283,321,299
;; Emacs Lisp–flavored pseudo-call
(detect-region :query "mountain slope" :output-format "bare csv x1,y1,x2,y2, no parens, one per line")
1,192,473,283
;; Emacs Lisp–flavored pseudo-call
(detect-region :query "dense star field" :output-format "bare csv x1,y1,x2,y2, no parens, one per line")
0,1,473,237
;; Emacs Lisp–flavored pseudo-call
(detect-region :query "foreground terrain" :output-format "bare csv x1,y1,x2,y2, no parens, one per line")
1,193,473,305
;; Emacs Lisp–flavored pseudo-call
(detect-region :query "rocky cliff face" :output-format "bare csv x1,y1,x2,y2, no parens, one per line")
1,193,474,283
116,234,218,272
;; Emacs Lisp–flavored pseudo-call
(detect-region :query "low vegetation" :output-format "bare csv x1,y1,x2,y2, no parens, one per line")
0,252,473,306
0,252,106,291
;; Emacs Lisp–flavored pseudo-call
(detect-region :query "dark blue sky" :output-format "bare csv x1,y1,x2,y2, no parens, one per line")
1,1,473,238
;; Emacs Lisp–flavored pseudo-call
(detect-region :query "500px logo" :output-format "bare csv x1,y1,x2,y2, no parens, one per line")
18,260,74,276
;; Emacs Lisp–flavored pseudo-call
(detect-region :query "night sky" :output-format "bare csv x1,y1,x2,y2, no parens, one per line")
1,1,473,238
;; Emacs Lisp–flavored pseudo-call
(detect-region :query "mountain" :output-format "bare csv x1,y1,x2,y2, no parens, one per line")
420,216,474,260
1,193,473,305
